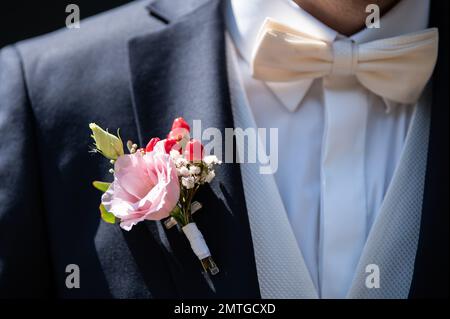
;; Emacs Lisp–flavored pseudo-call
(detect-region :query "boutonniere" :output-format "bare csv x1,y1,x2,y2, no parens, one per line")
88,118,221,275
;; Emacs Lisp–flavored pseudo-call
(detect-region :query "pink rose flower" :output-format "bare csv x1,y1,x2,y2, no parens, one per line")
102,151,180,231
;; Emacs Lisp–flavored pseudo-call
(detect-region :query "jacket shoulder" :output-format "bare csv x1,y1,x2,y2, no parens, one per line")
14,0,161,62
5,1,163,111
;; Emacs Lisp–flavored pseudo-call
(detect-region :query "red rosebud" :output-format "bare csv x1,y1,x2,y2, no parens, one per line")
164,138,181,154
145,137,160,153
171,117,190,132
185,139,204,162
167,127,189,142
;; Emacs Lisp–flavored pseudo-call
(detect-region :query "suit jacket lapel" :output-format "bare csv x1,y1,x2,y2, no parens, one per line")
349,1,449,298
347,88,431,299
225,35,318,299
126,0,260,298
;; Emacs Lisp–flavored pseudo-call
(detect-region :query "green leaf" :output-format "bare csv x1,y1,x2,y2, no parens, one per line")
99,204,116,224
92,181,111,193
170,205,185,226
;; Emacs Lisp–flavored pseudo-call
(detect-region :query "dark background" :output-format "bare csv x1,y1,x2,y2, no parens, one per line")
1,1,134,48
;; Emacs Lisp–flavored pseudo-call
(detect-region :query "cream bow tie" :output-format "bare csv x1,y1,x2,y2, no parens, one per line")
251,18,439,104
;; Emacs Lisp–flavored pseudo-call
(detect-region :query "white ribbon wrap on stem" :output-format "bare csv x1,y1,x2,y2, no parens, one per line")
182,223,211,260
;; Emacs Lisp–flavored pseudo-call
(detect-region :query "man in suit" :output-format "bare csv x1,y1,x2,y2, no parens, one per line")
0,0,447,298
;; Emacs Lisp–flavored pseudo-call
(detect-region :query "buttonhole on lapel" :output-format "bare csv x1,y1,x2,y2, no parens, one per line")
219,183,235,217
146,3,170,24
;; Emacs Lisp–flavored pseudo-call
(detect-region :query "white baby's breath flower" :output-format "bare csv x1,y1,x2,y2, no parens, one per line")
170,150,181,160
178,166,190,177
203,155,220,165
205,170,216,183
181,176,195,189
189,165,201,175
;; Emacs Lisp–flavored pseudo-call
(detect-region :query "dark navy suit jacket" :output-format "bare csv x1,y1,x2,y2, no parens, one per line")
0,0,447,298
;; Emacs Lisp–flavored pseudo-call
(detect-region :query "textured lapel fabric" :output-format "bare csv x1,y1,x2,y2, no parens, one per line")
226,35,318,299
126,0,260,298
347,88,431,299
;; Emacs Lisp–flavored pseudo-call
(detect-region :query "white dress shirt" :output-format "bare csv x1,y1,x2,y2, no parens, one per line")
226,0,430,298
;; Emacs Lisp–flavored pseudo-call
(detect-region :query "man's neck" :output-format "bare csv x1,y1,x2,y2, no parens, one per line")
293,0,400,36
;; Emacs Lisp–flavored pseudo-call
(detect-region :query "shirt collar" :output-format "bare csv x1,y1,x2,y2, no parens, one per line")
226,0,431,112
